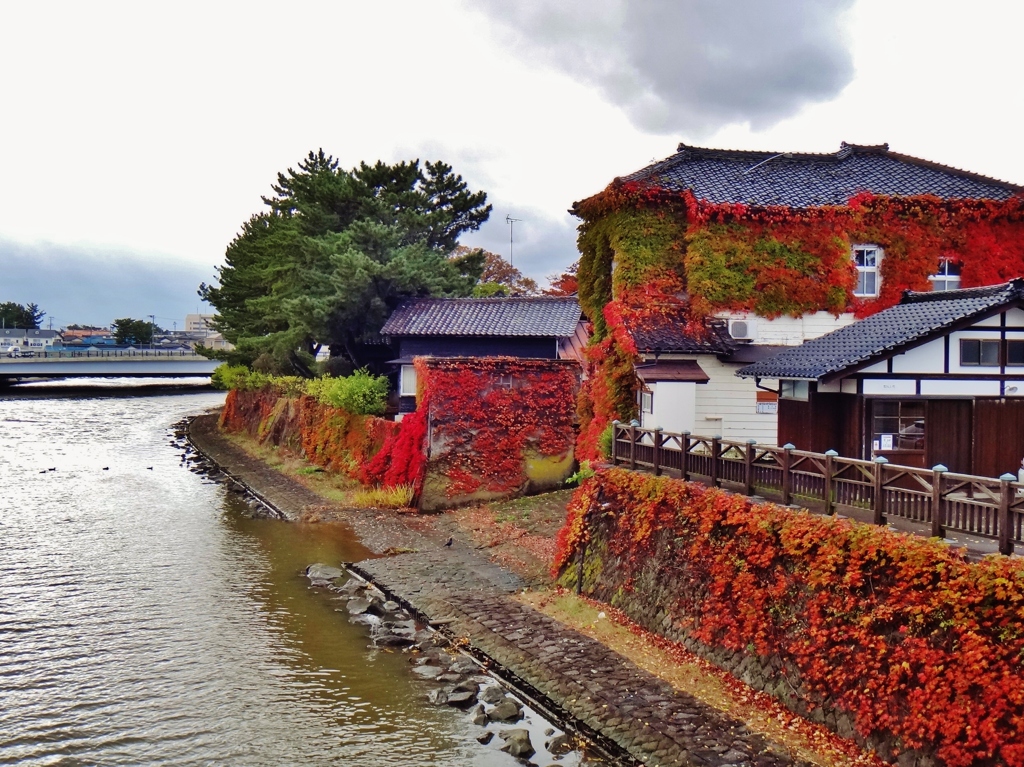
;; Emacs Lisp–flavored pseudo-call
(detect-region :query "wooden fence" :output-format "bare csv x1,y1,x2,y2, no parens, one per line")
610,422,1024,556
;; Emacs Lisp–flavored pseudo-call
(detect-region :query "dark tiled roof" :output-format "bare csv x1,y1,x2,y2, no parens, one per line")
381,297,582,338
621,143,1024,208
626,311,735,355
737,281,1024,381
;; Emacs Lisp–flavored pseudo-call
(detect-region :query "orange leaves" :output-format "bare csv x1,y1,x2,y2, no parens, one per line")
555,469,1024,766
419,358,578,499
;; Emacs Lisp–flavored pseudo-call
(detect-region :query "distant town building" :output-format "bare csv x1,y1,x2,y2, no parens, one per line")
1,328,63,350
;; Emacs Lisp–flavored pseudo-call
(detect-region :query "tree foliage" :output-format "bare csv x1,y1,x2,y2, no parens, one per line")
201,150,492,372
461,247,538,296
544,260,579,296
0,301,45,329
112,318,154,345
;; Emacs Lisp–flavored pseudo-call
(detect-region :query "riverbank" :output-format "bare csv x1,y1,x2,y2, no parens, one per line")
188,412,880,767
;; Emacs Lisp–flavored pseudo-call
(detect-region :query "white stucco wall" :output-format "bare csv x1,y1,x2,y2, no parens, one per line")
641,381,697,434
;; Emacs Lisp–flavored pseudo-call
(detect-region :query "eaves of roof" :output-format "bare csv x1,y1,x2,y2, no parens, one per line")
736,280,1024,382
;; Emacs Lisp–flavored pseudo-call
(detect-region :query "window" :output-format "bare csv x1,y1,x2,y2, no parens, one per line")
1008,340,1024,366
853,245,882,297
780,380,809,400
641,390,653,413
400,364,417,396
872,400,925,452
929,259,961,292
961,339,1000,366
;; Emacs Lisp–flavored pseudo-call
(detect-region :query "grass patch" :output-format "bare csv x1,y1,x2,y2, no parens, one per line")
221,431,361,504
352,484,415,509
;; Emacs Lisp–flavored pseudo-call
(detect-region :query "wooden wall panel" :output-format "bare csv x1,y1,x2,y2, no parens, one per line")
778,398,815,450
973,399,1024,478
926,399,973,474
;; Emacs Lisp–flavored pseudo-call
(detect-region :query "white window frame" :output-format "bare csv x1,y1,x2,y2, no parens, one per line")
852,245,882,298
641,390,653,414
780,380,810,401
399,364,417,396
929,259,961,292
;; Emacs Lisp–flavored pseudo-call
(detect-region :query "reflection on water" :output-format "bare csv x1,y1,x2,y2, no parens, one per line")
0,387,538,765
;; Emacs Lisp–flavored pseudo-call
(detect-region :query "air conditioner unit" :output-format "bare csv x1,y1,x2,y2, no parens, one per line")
728,319,757,340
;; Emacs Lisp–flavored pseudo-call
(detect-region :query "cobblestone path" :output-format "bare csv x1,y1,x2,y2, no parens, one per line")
357,550,807,767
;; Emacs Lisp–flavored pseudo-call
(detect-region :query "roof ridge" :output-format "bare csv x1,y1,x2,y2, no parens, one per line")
901,279,1022,304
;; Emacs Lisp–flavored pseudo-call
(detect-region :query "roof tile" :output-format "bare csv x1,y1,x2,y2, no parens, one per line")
737,281,1024,380
622,143,1023,208
381,297,582,338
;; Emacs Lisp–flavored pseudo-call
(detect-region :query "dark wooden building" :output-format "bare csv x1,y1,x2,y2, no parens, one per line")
738,280,1024,478
380,296,586,414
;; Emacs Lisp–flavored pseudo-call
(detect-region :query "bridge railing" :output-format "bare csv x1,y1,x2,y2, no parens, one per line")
4,348,207,360
610,421,1023,555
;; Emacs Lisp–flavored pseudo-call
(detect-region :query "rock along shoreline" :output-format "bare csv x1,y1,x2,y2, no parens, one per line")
185,411,811,767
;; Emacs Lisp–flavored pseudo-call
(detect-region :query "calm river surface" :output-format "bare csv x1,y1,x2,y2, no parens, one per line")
0,385,555,766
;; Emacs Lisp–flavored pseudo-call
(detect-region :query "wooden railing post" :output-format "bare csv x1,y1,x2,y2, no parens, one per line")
930,464,947,539
999,473,1015,556
610,420,619,465
681,431,691,481
744,439,757,496
653,428,663,476
710,435,721,487
872,456,888,526
781,443,794,506
628,421,637,470
824,449,838,516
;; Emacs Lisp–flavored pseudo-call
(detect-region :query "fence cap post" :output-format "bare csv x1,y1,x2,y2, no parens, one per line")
825,449,839,457
747,439,758,445
1000,472,1017,482
612,419,620,426
629,419,640,427
654,426,663,432
682,431,691,437
874,456,889,464
713,434,722,440
782,443,795,450
932,464,948,473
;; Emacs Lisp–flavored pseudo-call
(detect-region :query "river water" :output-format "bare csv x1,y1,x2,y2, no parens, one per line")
0,385,579,766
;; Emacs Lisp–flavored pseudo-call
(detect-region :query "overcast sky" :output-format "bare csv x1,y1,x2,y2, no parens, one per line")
2,1,1023,327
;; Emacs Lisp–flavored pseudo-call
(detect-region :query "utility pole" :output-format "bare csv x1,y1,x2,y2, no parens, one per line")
505,214,522,268
149,314,156,351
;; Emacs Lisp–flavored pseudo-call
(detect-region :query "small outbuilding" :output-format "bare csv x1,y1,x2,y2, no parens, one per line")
380,296,586,414
738,279,1024,477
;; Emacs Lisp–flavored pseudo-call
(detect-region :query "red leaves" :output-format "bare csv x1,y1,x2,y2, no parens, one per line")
418,358,578,498
556,469,1024,766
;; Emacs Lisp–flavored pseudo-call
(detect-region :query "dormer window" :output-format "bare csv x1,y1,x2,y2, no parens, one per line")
930,259,961,292
853,245,882,297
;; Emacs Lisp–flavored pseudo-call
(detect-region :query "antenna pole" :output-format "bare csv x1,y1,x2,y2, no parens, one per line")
505,214,522,267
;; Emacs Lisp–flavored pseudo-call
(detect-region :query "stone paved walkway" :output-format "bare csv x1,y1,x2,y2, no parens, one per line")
357,550,808,767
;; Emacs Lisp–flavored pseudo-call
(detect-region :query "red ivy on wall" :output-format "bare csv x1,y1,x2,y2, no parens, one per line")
219,388,400,483
420,357,579,498
556,469,1024,767
571,181,1024,456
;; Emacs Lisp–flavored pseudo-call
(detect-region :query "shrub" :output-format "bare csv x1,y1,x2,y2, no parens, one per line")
211,364,249,390
306,369,389,416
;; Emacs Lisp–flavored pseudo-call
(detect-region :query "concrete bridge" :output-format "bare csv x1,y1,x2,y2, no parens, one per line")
0,349,220,382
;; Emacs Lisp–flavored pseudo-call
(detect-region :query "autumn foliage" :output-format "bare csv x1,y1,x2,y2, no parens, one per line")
219,388,400,481
571,180,1024,457
418,357,579,499
556,469,1024,766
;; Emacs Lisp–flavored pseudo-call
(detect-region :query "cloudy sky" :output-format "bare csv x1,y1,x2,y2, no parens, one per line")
2,1,1023,327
